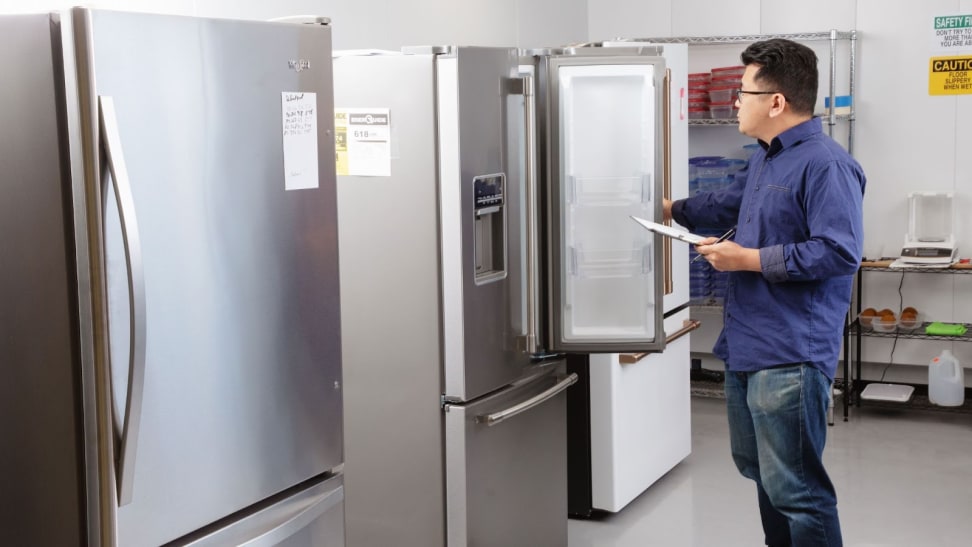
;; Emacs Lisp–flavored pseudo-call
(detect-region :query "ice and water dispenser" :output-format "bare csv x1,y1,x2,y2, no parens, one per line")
473,173,507,284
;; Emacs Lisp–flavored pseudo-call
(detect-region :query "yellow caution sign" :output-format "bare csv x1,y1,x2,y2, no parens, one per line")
334,110,349,176
929,55,972,95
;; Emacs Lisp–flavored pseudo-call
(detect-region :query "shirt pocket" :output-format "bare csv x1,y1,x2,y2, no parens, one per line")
759,182,805,237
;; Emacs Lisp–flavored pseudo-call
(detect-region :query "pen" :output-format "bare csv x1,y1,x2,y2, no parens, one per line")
691,227,736,263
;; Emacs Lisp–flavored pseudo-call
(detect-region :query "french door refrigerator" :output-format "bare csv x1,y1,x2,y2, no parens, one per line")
1,9,344,546
565,43,695,518
334,45,674,547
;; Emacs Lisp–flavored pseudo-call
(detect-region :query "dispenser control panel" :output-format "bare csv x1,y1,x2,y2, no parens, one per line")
472,173,507,284
474,174,504,211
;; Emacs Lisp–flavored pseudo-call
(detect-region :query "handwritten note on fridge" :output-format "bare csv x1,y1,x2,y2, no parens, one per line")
281,92,319,190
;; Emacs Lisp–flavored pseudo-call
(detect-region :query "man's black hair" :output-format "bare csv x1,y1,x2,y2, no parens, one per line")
740,38,818,116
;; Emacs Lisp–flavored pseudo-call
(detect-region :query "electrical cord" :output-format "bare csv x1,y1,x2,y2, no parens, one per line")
878,337,899,382
878,272,906,382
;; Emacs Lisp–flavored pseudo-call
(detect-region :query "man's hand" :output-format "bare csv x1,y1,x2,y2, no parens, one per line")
694,239,762,272
662,198,673,222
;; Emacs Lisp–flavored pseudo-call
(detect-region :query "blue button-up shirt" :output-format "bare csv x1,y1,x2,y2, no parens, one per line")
673,117,865,380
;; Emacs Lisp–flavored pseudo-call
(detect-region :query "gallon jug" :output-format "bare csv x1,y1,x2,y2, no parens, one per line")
928,349,965,407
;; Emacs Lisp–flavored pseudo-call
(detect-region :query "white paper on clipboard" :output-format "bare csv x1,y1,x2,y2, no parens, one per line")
630,216,706,244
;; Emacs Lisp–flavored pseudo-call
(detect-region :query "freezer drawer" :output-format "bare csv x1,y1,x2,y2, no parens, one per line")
566,309,693,517
589,309,693,512
181,473,344,547
444,363,574,547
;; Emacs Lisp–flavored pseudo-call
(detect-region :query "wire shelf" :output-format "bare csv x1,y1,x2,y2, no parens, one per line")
861,265,972,274
611,31,855,45
854,321,972,342
689,113,852,126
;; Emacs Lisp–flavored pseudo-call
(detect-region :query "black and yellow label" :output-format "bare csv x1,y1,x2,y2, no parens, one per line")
929,55,972,95
928,55,972,95
334,112,349,175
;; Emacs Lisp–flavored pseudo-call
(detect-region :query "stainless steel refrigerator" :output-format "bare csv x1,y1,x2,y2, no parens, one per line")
1,9,344,546
333,45,676,547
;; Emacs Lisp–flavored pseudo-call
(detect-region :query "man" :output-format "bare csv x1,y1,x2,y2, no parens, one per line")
665,39,864,547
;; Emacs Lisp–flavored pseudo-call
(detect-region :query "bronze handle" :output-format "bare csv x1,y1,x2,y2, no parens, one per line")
662,68,673,296
619,319,700,364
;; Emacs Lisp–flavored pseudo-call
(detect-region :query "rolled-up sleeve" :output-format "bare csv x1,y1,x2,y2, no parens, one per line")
759,244,788,282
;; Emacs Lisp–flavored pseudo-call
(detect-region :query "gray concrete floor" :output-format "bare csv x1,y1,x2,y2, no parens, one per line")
568,396,972,547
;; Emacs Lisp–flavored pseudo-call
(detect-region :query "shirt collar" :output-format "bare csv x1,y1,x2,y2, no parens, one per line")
757,117,822,157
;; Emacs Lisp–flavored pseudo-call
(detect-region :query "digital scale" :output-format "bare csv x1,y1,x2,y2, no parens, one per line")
860,382,915,403
899,236,958,265
892,192,958,267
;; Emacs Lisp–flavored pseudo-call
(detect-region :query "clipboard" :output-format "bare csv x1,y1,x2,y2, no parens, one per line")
630,216,706,245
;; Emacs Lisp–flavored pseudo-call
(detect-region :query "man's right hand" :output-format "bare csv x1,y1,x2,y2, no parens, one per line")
662,199,673,222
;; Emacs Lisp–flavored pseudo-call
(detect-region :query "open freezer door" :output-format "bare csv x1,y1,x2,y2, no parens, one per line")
543,53,669,354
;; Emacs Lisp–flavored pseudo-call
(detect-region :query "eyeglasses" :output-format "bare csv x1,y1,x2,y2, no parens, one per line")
735,89,782,102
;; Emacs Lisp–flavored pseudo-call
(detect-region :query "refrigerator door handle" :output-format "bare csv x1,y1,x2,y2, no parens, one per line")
265,15,331,25
619,319,700,364
477,373,578,427
662,68,674,296
522,74,540,355
99,96,147,506
509,75,540,355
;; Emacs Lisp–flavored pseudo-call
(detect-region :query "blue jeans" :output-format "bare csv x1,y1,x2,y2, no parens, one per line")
725,364,842,547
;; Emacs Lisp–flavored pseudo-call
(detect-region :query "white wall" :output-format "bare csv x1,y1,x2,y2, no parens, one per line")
852,0,972,381
591,0,972,378
0,0,588,49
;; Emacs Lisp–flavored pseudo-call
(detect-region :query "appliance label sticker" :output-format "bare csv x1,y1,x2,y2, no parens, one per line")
281,92,319,190
334,108,391,177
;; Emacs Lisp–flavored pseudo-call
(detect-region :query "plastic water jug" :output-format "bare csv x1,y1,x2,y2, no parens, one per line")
928,349,965,407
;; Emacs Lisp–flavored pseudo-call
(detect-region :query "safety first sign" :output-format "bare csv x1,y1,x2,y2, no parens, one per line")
930,14,972,95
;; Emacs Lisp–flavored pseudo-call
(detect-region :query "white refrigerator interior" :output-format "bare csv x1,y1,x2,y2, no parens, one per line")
542,49,669,354
558,63,658,341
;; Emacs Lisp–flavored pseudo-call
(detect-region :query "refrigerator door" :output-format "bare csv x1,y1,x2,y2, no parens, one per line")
333,52,448,547
0,13,87,546
659,44,690,313
600,43,691,314
444,363,575,547
74,10,343,546
436,47,534,403
543,53,668,353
